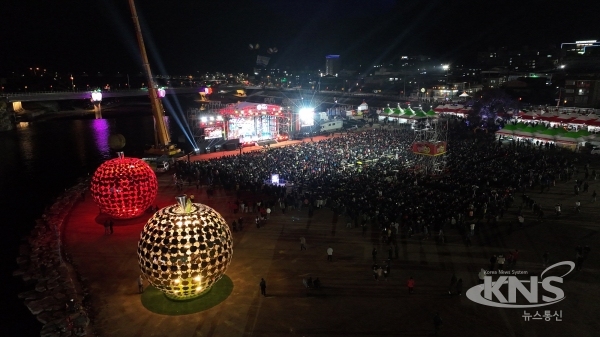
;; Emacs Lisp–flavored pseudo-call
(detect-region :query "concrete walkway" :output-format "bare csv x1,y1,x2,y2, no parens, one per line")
64,146,600,336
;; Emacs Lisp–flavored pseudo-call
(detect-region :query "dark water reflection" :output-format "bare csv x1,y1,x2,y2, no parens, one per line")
0,114,181,334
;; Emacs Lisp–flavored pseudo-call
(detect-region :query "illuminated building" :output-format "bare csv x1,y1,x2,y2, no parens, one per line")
325,55,341,76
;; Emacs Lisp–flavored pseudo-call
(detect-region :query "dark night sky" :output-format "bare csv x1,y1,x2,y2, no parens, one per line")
1,0,599,75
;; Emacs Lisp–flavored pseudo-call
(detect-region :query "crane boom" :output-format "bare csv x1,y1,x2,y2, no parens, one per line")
128,0,171,148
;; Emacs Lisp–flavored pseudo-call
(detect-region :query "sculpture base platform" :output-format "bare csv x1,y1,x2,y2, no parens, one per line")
140,275,233,315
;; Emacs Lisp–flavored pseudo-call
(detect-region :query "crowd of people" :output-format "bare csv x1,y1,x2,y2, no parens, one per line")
174,119,589,248
170,118,594,334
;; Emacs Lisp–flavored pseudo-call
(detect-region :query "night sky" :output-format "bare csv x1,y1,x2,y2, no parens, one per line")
2,0,599,75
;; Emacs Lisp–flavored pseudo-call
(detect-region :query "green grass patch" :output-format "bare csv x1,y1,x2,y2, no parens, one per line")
140,275,233,315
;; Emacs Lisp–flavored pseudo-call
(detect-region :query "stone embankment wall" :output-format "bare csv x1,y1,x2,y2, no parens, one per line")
13,180,94,337
0,98,14,131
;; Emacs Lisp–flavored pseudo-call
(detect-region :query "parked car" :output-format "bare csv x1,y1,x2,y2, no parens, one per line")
591,147,600,155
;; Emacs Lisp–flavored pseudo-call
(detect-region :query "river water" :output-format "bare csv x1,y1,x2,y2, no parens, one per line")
0,112,186,334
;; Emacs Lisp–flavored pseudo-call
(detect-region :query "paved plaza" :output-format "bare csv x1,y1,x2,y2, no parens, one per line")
64,140,600,337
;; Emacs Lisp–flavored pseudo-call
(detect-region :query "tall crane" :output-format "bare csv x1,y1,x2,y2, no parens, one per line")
128,0,174,154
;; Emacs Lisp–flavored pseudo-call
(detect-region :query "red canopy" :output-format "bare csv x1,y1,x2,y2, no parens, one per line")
538,114,558,121
546,116,564,123
557,115,577,121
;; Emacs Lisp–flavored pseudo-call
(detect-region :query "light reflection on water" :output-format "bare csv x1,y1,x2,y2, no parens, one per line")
91,119,112,160
2,115,178,199
16,122,35,175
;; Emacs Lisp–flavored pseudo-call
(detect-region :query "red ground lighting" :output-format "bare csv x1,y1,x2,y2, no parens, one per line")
91,155,158,219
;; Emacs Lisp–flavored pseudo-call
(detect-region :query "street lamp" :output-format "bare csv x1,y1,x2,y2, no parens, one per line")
70,74,74,91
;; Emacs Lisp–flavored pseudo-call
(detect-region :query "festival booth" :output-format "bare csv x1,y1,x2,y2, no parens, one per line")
533,128,567,145
513,125,536,138
412,110,428,119
496,119,594,150
456,107,472,117
433,105,446,113
378,107,392,121
537,114,562,127
569,115,598,131
517,111,540,121
498,123,560,146
514,122,528,130
496,129,514,139
497,110,513,119
218,102,285,145
557,114,578,126
357,101,369,117
389,107,412,124
385,107,410,124
433,104,465,116
536,128,561,142
555,132,586,150
575,129,594,140
394,108,410,123
496,123,518,139
587,119,600,132
379,107,396,121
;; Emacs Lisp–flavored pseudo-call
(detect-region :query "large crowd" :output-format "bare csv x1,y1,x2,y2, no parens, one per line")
173,119,588,246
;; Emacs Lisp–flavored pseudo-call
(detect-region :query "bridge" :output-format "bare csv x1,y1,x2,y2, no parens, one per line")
1,85,417,104
2,84,431,121
0,87,205,103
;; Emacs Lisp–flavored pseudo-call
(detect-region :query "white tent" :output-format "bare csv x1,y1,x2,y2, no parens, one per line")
357,101,369,111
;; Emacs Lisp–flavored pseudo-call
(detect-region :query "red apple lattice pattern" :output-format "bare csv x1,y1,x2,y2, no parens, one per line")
90,157,158,219
137,203,233,300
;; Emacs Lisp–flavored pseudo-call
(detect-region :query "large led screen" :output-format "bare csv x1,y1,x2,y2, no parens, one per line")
204,127,223,139
227,116,277,142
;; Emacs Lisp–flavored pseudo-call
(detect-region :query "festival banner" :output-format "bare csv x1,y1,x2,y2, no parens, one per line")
411,141,447,156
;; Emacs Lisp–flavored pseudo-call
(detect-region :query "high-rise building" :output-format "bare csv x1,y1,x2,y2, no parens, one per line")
325,55,340,76
560,40,600,71
563,77,600,108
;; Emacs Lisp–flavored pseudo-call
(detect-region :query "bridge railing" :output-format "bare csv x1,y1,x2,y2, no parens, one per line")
0,88,147,96
1,90,90,96
0,87,203,98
